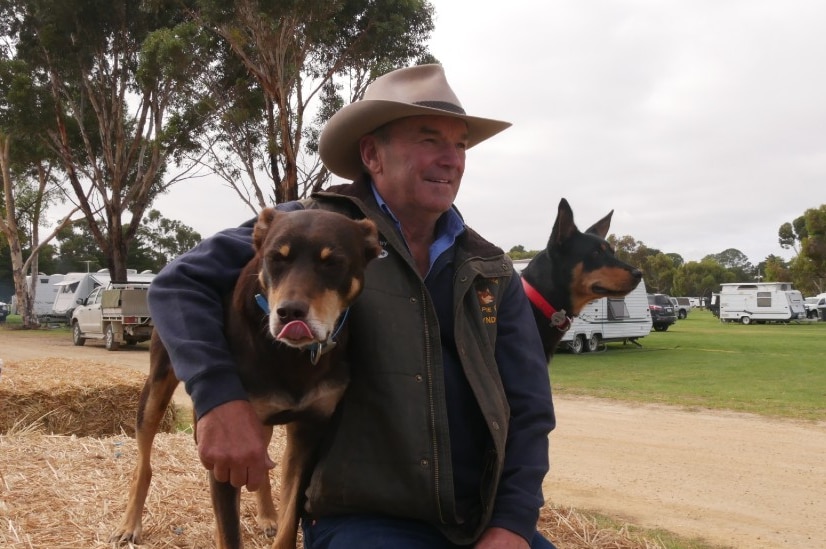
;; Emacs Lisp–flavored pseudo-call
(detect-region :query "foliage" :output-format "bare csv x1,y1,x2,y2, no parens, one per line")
671,258,734,300
0,35,78,326
132,209,201,269
507,244,539,260
6,0,217,280
51,210,199,274
191,0,435,206
779,204,826,295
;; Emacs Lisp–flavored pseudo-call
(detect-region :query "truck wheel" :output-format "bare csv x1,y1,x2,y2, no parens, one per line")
105,324,120,351
72,323,86,346
586,334,601,352
568,335,585,354
740,316,751,325
678,310,687,319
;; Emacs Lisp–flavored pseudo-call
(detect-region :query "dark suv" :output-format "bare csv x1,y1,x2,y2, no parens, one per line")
647,293,677,331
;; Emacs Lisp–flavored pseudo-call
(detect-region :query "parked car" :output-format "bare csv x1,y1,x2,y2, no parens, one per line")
669,296,692,319
804,295,826,320
647,293,677,331
0,301,9,323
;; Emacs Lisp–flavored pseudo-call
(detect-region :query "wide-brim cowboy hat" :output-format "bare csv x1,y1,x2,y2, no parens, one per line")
319,64,512,181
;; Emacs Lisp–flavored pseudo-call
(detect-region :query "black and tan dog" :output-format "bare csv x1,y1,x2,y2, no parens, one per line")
111,208,381,549
520,198,643,359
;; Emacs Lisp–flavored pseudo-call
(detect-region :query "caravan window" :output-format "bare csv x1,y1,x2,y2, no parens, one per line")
757,291,771,307
61,282,79,294
607,298,630,320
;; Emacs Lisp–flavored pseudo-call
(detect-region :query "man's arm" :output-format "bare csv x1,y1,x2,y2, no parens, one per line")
487,272,556,541
148,221,274,489
149,224,255,418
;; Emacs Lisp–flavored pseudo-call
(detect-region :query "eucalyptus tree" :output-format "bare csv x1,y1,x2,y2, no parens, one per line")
9,0,218,281
0,34,78,326
192,0,435,208
672,258,735,301
780,204,826,294
704,248,754,281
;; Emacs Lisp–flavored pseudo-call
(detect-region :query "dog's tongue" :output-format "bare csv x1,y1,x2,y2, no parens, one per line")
277,320,314,341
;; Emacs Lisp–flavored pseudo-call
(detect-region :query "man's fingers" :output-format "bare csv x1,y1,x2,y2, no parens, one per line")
229,467,249,489
246,466,270,492
212,465,230,484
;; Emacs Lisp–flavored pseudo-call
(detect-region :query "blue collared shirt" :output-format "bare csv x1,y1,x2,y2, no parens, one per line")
370,183,465,277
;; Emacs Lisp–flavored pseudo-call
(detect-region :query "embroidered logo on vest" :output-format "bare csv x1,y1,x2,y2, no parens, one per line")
476,285,498,325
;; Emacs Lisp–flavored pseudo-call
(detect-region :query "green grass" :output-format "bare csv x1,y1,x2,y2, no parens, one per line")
551,309,826,421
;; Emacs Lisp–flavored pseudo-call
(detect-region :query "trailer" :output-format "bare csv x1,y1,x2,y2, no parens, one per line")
718,282,806,324
8,274,65,319
559,280,653,353
71,282,154,350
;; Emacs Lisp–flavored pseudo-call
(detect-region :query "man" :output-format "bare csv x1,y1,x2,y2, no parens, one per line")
148,64,556,548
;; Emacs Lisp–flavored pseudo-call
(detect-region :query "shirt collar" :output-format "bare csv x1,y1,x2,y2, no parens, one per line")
370,181,465,273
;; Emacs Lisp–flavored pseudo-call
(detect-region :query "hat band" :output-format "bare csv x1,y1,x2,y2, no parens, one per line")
413,100,466,115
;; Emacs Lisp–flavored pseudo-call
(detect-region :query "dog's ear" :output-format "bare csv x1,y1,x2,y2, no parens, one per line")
586,210,613,239
356,218,382,262
253,208,278,252
548,198,578,248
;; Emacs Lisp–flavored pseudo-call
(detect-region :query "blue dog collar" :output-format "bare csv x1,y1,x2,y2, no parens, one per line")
254,293,348,365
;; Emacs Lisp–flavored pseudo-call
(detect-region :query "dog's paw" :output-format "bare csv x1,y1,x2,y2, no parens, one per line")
257,516,278,538
108,529,142,545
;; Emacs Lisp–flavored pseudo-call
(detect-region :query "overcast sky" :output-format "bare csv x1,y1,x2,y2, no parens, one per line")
156,0,826,264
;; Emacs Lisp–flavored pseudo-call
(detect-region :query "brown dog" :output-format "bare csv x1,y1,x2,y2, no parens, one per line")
111,208,381,549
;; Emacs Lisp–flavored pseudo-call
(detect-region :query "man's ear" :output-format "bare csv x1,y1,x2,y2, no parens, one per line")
359,134,382,175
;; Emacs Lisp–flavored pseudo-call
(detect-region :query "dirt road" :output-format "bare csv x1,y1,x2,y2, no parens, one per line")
2,329,825,548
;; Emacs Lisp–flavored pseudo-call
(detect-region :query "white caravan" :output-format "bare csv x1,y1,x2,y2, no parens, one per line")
718,282,806,324
29,274,65,318
559,279,653,353
10,274,66,318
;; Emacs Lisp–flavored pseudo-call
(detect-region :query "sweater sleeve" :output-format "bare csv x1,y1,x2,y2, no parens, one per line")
488,272,556,541
147,222,256,419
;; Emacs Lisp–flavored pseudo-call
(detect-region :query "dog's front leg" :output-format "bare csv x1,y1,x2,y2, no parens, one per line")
110,348,180,544
271,420,326,549
210,473,243,549
255,425,278,537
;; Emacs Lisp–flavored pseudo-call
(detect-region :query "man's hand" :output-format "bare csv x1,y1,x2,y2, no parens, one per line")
196,400,275,492
475,527,530,549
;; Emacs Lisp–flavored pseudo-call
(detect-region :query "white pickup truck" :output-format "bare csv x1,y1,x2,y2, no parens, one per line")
71,283,153,350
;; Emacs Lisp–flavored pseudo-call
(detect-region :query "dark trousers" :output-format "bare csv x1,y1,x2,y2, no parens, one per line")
302,514,557,549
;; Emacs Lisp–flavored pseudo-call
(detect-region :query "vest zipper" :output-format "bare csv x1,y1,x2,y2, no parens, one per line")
421,283,444,522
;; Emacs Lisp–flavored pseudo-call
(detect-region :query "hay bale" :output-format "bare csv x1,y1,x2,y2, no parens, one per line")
0,358,179,437
0,430,288,549
0,429,663,549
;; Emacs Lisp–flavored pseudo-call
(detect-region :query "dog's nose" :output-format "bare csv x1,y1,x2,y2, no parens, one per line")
276,301,309,322
631,268,643,280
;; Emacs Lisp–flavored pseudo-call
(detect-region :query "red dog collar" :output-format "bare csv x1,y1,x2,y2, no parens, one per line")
521,278,572,331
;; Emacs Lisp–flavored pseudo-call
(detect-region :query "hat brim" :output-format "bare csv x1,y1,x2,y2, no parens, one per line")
319,100,512,181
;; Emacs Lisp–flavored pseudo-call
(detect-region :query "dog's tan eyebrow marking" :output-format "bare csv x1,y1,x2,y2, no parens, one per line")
279,244,290,257
320,247,333,260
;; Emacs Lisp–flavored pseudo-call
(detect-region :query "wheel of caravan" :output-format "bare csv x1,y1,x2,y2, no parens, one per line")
105,324,120,351
569,335,585,354
740,316,751,325
586,333,601,352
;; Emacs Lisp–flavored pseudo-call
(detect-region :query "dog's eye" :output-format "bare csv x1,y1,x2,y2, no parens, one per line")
268,251,290,269
321,254,345,270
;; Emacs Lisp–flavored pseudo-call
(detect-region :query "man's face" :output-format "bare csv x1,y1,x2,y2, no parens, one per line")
363,115,468,220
